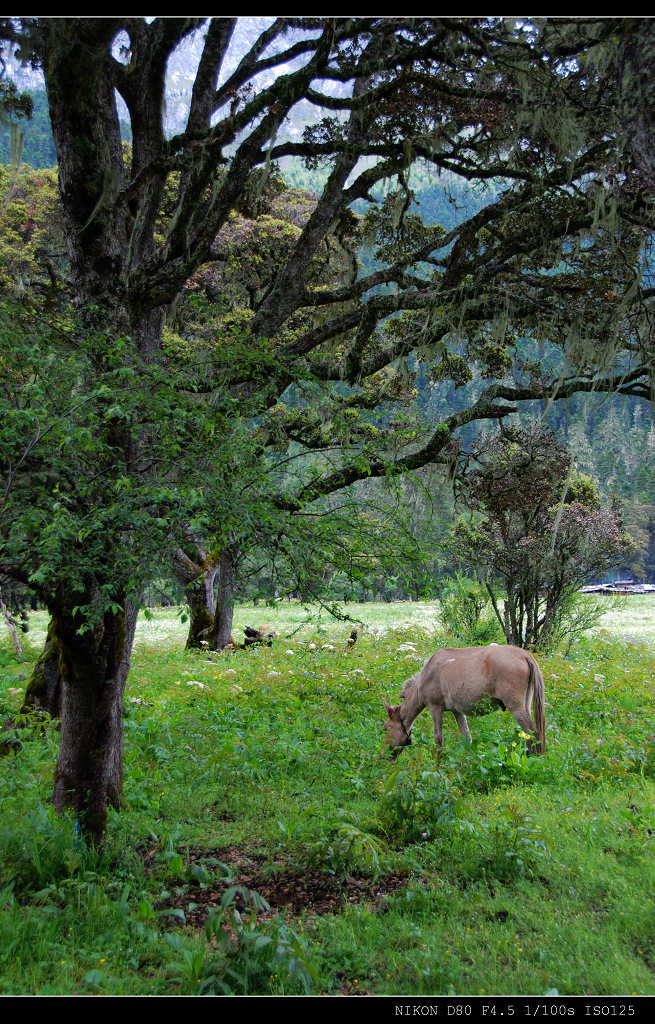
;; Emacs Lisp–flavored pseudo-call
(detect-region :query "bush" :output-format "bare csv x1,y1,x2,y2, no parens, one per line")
378,764,456,844
439,575,504,646
164,886,317,994
0,803,101,894
455,805,551,883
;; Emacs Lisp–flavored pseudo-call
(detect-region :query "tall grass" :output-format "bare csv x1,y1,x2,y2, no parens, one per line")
0,598,654,994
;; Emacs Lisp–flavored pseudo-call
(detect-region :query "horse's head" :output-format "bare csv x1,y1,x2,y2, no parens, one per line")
382,700,412,758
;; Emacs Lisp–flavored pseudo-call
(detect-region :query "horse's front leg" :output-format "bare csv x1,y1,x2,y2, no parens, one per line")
454,711,472,745
429,705,443,758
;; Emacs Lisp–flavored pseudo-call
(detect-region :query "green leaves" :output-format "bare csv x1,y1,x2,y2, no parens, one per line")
160,884,316,995
438,574,504,646
0,296,247,627
378,763,455,843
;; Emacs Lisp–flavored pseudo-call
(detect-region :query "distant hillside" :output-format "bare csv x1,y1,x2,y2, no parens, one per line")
0,89,132,169
0,90,56,168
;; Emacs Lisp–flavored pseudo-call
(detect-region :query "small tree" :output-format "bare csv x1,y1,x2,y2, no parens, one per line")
450,425,631,649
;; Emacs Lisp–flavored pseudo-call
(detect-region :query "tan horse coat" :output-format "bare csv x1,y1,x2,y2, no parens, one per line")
383,644,546,756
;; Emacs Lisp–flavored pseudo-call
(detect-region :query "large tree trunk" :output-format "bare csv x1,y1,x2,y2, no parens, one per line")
35,24,194,847
185,567,218,649
618,21,655,190
210,547,237,650
42,22,130,311
173,533,219,650
22,602,139,722
46,596,138,845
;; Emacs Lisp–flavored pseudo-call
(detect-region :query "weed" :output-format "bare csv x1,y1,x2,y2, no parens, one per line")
455,805,552,884
378,764,456,843
164,885,317,994
0,803,98,894
448,729,538,793
305,820,388,878
438,575,504,646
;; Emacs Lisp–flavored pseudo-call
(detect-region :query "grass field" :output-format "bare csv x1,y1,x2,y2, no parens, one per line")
1,597,654,996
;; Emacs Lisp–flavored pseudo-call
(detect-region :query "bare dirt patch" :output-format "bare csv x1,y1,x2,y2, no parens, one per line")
156,844,409,928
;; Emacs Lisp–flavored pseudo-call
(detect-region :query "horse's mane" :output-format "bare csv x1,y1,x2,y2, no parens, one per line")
398,672,420,700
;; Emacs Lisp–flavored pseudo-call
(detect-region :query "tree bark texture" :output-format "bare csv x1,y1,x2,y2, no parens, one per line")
0,589,23,658
173,534,219,650
49,597,137,844
211,547,237,650
22,617,62,718
618,20,655,190
22,602,138,720
185,567,218,649
42,22,129,310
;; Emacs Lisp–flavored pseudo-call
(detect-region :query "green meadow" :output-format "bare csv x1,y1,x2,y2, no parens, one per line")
1,598,654,996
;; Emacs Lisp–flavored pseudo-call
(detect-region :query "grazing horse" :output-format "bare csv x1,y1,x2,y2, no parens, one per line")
383,644,546,758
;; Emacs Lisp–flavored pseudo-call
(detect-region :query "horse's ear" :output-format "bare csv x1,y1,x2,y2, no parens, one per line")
383,700,392,715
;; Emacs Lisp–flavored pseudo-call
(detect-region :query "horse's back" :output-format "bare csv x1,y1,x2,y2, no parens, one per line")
425,643,526,674
420,645,498,709
420,644,535,708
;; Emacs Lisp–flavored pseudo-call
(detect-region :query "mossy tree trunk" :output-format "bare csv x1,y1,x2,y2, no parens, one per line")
22,617,63,718
173,534,219,650
185,567,219,649
0,588,23,657
210,546,238,650
49,592,138,845
174,530,239,651
22,603,138,724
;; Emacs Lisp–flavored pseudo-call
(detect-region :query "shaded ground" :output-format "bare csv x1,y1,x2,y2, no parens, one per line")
154,844,409,929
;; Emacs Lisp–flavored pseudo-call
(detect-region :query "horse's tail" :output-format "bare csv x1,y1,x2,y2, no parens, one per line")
526,655,546,754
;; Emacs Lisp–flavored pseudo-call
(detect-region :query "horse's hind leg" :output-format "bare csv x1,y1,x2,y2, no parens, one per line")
507,704,538,755
454,711,472,745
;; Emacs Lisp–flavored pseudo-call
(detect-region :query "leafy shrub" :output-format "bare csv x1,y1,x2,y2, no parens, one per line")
439,575,504,646
537,592,612,655
277,811,389,879
0,803,92,893
378,764,456,843
305,821,388,877
455,805,551,883
565,729,654,785
447,730,537,793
